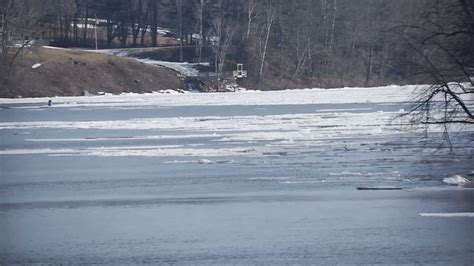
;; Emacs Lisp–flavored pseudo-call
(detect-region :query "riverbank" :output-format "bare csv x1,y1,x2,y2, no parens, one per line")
0,47,181,98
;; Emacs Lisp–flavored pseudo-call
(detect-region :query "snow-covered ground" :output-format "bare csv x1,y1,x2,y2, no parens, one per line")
134,58,208,76
0,84,419,106
83,47,206,76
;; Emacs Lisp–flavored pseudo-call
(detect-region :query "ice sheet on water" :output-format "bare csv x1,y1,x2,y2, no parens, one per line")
25,134,217,142
0,85,418,106
248,177,295,181
442,175,471,186
419,213,474,217
279,180,324,185
198,159,214,164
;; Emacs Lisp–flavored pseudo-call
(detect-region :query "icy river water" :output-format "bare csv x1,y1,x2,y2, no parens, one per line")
1,87,473,264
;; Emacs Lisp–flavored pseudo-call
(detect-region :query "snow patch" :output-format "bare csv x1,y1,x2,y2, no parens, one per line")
134,58,205,76
42,46,70,50
32,63,44,69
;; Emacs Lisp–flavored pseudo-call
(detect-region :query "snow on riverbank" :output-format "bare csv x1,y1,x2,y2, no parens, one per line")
0,85,419,107
134,58,205,76
83,47,206,76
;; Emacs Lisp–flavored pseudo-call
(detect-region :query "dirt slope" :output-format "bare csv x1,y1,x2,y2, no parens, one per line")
0,47,181,98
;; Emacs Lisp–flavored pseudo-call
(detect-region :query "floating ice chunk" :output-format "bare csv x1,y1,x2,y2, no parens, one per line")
279,180,321,184
198,159,214,164
330,171,363,176
442,175,471,186
419,213,474,218
248,176,295,181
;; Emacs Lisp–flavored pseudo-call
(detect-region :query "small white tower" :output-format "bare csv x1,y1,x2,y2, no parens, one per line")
233,63,247,79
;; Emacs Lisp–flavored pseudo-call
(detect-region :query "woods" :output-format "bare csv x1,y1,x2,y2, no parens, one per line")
1,0,473,94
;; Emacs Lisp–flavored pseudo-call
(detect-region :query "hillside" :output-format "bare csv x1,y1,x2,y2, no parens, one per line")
0,47,181,98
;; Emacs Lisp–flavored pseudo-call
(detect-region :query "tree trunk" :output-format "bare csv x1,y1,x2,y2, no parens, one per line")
177,0,183,62
83,2,89,44
106,17,113,47
246,0,256,39
258,8,276,85
140,25,147,45
58,0,64,41
197,0,204,64
73,13,78,45
365,42,373,85
328,0,337,50
140,6,149,46
150,1,158,47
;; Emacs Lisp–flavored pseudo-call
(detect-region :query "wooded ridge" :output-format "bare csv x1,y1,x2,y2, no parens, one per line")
1,0,473,91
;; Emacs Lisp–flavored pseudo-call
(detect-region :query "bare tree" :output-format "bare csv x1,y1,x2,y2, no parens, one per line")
57,0,77,44
375,0,473,150
403,0,474,126
0,0,39,88
149,0,158,47
129,0,143,47
211,13,236,78
195,0,209,64
328,0,337,50
176,0,183,61
245,0,257,39
82,0,90,44
257,4,277,85
139,0,149,46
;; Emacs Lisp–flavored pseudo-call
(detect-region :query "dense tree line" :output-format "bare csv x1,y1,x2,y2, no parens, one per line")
1,0,473,98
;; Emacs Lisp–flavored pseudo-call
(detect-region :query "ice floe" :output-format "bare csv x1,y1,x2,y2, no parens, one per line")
0,85,418,107
442,175,471,186
419,213,474,217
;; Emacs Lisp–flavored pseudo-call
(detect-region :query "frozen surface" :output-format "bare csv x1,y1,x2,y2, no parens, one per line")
0,85,419,106
420,212,474,217
443,175,471,186
1,87,474,264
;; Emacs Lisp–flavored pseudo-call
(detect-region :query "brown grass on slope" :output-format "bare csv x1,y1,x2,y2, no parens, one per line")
1,47,181,98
